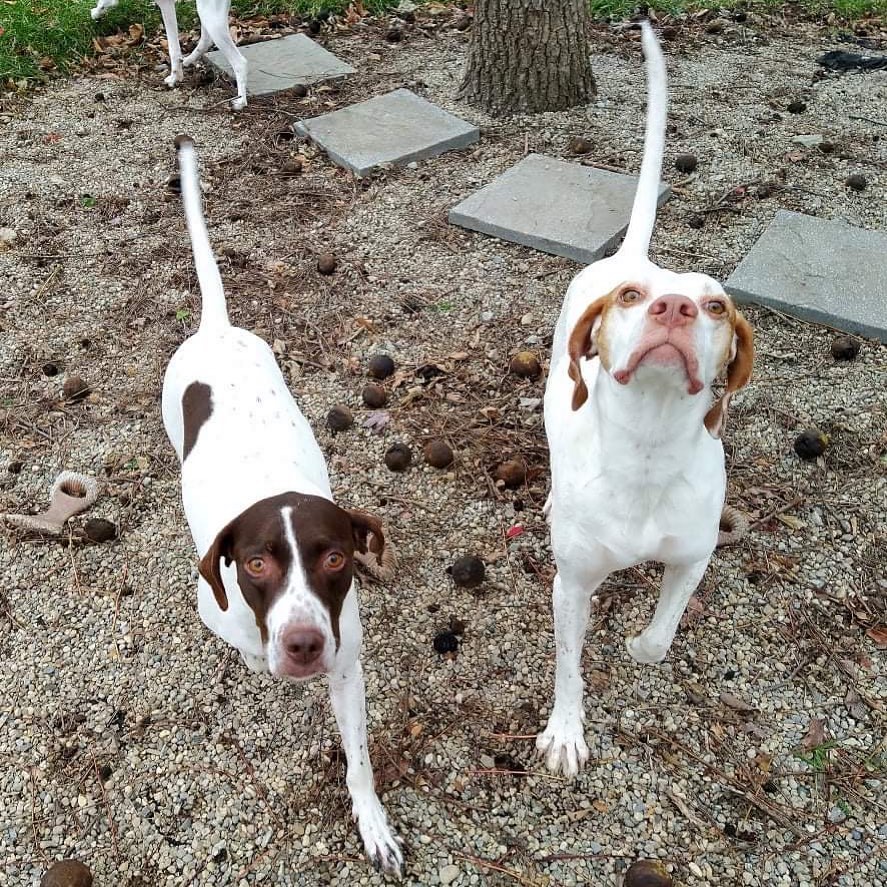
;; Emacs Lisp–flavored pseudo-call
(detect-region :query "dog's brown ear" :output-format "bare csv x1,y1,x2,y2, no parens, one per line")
198,523,235,611
347,509,385,557
567,297,610,410
705,311,754,438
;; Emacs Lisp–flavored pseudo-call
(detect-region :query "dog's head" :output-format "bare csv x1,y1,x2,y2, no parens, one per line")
567,269,753,436
198,492,385,680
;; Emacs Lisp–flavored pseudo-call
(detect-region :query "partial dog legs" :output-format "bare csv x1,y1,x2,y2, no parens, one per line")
90,0,119,20
183,27,214,68
626,557,710,664
328,662,403,876
537,568,606,777
196,0,248,110
155,0,185,88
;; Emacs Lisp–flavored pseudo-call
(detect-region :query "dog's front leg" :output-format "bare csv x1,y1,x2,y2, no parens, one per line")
328,663,403,877
626,557,710,664
155,0,185,88
537,568,606,777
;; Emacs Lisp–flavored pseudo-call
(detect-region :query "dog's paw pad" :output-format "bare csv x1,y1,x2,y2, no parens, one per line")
536,721,589,778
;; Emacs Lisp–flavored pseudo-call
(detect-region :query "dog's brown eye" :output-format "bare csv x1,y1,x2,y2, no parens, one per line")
324,552,346,571
705,300,726,315
619,289,642,304
245,557,265,576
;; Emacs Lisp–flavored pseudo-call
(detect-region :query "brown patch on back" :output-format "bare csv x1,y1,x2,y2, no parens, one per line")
198,493,387,649
182,382,213,461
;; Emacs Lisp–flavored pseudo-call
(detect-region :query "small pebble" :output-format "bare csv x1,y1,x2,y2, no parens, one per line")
384,443,412,472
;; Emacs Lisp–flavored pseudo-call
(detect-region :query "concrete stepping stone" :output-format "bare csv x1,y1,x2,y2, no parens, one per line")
726,210,887,342
206,34,354,97
449,153,669,264
293,88,479,177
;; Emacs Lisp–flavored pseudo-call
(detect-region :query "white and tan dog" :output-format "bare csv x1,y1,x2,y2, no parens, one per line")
161,136,402,874
91,0,248,110
536,22,754,777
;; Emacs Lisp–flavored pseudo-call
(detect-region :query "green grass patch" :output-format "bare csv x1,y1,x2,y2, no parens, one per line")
2,0,887,87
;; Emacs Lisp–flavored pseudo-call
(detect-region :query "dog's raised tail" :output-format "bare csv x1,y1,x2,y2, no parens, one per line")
618,22,667,259
175,135,229,330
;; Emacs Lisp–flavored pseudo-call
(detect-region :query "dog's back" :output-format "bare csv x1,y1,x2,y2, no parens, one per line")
161,138,331,551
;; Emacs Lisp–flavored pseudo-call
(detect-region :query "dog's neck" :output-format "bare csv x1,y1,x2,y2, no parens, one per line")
590,364,714,452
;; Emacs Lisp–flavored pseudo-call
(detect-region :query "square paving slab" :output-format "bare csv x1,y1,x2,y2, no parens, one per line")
448,153,670,264
206,34,354,97
293,88,479,177
726,210,887,342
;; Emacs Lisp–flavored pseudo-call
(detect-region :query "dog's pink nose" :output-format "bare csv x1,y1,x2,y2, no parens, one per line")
282,628,325,665
648,294,698,328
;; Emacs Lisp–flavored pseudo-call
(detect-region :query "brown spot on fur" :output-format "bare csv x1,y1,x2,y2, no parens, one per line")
182,382,213,461
197,493,387,648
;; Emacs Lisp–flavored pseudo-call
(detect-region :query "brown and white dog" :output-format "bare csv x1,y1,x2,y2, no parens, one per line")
536,23,754,777
161,136,402,874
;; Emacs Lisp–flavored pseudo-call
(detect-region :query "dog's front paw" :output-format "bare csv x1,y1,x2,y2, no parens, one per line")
231,96,248,111
90,7,103,19
239,650,268,673
354,795,403,878
536,715,589,777
164,71,182,89
626,633,669,664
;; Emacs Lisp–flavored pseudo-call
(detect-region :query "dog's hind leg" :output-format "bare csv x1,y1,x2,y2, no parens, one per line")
90,0,119,20
183,27,214,68
626,557,710,664
197,0,248,110
536,567,606,777
155,0,185,88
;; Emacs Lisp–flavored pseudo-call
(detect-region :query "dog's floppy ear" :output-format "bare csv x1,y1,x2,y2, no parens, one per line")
567,296,609,411
198,523,236,611
704,311,754,438
347,509,386,557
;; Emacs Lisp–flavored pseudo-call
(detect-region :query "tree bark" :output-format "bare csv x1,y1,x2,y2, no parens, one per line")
459,0,596,115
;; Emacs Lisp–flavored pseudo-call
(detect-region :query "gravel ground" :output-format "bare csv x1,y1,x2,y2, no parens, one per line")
1,10,885,887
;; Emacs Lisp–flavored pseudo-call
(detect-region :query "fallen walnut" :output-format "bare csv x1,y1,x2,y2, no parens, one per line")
384,443,412,472
624,859,672,887
423,439,454,469
509,351,542,380
326,404,354,432
495,459,527,489
362,383,387,408
450,555,485,588
368,353,395,380
794,428,829,460
41,859,93,887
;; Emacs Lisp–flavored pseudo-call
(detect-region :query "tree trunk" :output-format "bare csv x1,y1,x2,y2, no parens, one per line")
459,0,596,115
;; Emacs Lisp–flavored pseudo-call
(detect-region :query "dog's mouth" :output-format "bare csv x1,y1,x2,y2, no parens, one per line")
614,334,703,394
272,662,326,682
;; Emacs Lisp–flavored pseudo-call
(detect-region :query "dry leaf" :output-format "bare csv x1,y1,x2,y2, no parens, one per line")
800,717,826,750
865,626,887,649
592,798,609,814
720,692,756,713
